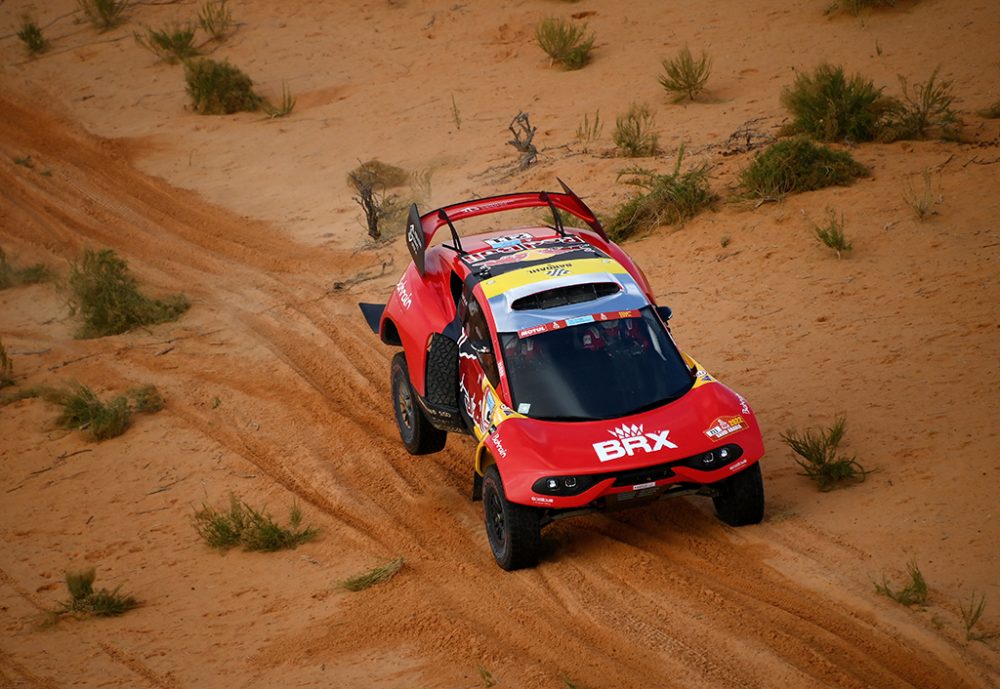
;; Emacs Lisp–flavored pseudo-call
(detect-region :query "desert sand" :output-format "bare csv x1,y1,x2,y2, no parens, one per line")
1,1,999,687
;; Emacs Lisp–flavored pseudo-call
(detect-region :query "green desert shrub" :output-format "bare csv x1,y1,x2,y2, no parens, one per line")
184,58,261,115
979,102,1000,119
813,208,852,258
263,82,296,118
826,0,898,16
78,0,129,31
781,63,890,142
198,0,233,41
17,15,47,54
0,340,13,389
341,557,405,592
534,17,594,70
658,46,712,102
193,494,317,551
606,147,717,241
740,138,869,199
68,248,188,338
49,382,163,440
879,67,962,141
0,248,51,289
56,568,138,618
781,415,871,491
614,103,658,157
875,560,928,606
134,24,199,64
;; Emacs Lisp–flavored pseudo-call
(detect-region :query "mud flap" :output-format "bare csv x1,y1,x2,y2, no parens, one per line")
358,303,385,334
405,203,426,276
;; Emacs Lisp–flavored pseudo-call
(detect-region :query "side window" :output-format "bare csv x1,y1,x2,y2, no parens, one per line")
464,296,500,387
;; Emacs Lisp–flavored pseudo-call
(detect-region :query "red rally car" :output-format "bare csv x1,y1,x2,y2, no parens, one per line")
360,182,764,570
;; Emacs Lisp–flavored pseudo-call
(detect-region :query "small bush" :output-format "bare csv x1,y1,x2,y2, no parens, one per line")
739,138,869,199
194,494,317,551
575,110,602,151
184,58,261,115
658,46,712,102
128,384,165,413
781,415,871,491
978,102,1000,119
875,560,928,606
341,557,404,592
826,0,897,16
534,17,594,70
17,16,47,54
199,0,232,41
606,147,717,241
0,340,13,389
614,103,658,157
263,82,296,118
52,383,130,441
880,67,962,141
78,0,129,31
68,248,188,338
346,160,409,190
0,247,51,289
56,568,138,618
134,24,199,64
902,169,937,220
781,64,890,142
813,208,852,258
960,592,995,642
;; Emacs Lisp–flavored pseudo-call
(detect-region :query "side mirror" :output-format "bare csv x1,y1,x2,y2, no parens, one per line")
657,305,673,322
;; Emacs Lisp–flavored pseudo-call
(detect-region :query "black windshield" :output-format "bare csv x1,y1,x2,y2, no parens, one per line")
499,307,693,421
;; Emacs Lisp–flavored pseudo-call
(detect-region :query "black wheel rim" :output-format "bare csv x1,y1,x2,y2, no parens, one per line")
396,376,414,434
486,488,507,549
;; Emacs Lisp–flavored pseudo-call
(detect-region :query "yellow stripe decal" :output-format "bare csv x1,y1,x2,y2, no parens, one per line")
479,258,628,299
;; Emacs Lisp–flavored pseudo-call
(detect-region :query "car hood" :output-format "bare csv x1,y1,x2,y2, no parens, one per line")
487,379,762,478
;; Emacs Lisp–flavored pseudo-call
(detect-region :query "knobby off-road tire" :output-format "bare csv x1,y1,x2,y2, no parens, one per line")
712,462,765,526
391,352,447,455
482,464,541,570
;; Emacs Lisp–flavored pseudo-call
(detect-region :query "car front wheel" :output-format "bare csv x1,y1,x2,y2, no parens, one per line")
712,462,765,526
391,352,446,455
482,464,541,570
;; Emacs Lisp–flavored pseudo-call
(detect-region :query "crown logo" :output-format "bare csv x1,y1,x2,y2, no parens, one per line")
608,424,643,440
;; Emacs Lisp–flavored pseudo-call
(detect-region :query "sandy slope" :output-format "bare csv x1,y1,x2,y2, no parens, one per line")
1,1,999,687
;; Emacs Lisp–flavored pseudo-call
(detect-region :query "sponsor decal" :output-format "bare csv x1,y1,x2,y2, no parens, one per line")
593,424,678,462
517,402,531,414
484,233,533,248
396,278,413,309
406,220,422,256
703,415,747,441
531,496,555,504
465,236,588,265
632,481,656,491
727,458,748,473
491,431,508,458
527,261,572,276
737,394,751,416
517,310,641,339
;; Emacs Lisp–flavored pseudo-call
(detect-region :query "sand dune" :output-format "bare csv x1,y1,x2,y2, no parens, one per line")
1,1,999,687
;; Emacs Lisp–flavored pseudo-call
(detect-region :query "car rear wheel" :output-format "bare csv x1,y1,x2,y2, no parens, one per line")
391,352,447,455
712,462,765,526
482,464,541,570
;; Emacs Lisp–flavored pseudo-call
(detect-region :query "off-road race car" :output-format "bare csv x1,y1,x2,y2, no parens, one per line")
360,181,764,570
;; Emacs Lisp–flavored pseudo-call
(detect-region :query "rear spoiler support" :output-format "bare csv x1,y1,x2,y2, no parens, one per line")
405,180,609,277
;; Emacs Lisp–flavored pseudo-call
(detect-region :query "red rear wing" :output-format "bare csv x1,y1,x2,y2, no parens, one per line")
404,179,608,276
